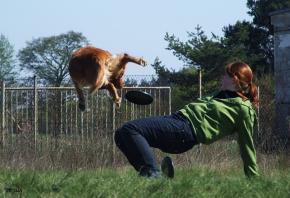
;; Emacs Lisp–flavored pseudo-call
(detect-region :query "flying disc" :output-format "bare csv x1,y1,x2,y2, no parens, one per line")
124,90,153,105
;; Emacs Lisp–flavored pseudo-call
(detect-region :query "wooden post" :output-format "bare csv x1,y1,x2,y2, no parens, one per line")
34,76,38,150
198,67,202,99
257,86,260,135
1,81,5,146
112,102,116,165
169,87,172,114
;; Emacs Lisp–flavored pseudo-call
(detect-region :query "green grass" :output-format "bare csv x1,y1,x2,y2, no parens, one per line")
0,167,289,198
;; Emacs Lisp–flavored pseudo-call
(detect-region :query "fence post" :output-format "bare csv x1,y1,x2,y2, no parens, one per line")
1,81,5,146
198,67,202,98
169,87,172,114
197,68,202,153
34,76,38,150
257,86,260,136
112,102,116,164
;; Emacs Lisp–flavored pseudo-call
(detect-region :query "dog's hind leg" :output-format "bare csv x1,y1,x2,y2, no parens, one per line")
73,81,86,111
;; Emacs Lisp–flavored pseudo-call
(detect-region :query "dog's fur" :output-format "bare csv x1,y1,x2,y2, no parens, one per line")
68,46,147,111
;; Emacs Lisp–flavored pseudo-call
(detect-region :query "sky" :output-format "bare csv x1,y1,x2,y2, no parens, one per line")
0,0,252,76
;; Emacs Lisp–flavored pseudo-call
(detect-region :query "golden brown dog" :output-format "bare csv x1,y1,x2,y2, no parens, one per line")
68,46,147,111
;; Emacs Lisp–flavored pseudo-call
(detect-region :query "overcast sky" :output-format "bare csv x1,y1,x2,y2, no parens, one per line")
0,0,252,75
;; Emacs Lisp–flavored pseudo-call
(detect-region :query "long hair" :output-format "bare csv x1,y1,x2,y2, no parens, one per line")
226,61,259,107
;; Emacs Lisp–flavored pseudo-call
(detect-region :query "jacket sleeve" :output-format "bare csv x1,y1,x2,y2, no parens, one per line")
237,113,259,178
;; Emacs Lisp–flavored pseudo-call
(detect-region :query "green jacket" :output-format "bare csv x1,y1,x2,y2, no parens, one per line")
179,93,259,177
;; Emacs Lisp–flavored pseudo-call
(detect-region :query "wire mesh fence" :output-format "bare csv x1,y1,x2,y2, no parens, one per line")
3,75,163,87
1,87,171,135
0,79,171,169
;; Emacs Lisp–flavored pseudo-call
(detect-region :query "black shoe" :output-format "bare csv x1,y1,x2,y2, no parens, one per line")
161,156,174,178
139,166,161,178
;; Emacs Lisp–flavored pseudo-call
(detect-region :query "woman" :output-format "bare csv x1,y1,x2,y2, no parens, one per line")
114,61,259,178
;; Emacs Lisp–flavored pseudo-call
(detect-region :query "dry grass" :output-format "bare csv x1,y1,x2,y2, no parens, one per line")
0,133,288,177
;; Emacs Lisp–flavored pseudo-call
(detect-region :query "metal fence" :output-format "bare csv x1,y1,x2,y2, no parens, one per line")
0,80,171,149
0,81,279,148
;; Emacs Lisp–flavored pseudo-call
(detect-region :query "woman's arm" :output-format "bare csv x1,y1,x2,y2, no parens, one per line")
237,114,259,178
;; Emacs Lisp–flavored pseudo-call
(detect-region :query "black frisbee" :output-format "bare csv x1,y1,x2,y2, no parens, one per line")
124,90,153,105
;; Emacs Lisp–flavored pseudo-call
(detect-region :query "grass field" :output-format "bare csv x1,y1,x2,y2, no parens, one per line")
0,139,289,197
0,167,289,198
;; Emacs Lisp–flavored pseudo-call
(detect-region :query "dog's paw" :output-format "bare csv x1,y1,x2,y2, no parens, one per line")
139,58,147,67
79,103,86,112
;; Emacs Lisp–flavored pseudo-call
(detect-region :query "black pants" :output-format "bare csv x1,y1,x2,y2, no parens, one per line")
114,112,197,172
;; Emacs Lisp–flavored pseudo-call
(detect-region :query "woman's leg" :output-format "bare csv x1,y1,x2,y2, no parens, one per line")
114,112,197,175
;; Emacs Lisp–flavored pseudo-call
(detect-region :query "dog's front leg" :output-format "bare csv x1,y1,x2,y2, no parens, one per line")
106,83,122,108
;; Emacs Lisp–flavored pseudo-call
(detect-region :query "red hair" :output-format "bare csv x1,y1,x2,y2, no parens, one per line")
226,61,259,107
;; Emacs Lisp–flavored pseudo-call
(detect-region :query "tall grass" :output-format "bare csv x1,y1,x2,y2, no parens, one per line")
0,133,289,173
